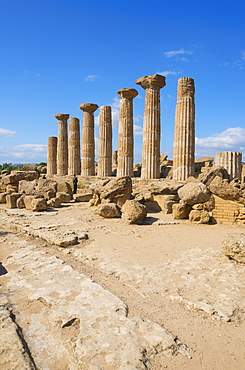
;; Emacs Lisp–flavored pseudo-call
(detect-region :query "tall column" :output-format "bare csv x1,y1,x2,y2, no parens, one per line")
97,106,112,177
117,88,138,177
112,150,118,167
216,151,242,180
55,113,69,175
68,117,81,175
79,103,98,176
47,136,57,175
173,77,195,181
135,74,166,179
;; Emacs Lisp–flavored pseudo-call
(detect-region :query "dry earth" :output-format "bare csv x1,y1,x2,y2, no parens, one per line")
0,202,245,369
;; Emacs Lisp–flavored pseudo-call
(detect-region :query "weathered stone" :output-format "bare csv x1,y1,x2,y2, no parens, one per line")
189,209,210,224
56,192,72,203
80,103,98,176
178,182,211,205
100,176,132,206
47,136,57,175
121,199,147,224
22,163,37,171
0,192,10,203
6,193,22,209
97,106,112,177
172,203,192,219
221,233,245,263
56,181,73,197
209,176,245,204
117,88,138,177
95,203,121,218
73,193,93,202
47,197,62,208
16,195,25,209
1,169,10,175
198,166,229,186
150,181,183,195
24,196,48,211
55,113,69,176
135,74,166,179
18,179,37,194
6,184,18,193
173,77,195,181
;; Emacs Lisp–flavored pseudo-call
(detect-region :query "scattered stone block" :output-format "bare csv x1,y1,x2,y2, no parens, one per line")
95,203,121,218
6,193,22,209
121,199,147,224
73,193,93,202
221,233,245,263
0,192,10,203
178,182,211,205
172,203,192,219
189,209,210,224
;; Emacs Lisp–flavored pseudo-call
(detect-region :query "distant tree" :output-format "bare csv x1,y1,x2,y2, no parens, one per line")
0,163,22,172
36,162,47,166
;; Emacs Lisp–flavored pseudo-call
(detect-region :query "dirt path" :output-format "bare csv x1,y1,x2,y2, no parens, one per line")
1,203,245,369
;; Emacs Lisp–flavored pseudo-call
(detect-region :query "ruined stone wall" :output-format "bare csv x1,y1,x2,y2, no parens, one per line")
212,195,245,225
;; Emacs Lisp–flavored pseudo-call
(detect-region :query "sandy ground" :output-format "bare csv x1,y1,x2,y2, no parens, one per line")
0,201,245,369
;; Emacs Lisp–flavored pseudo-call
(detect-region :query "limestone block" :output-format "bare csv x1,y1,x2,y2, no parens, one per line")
95,203,121,218
56,181,73,197
100,176,132,206
178,182,211,205
0,192,10,203
30,198,48,212
189,209,210,224
221,233,245,263
150,181,183,195
47,197,62,208
6,184,18,193
18,179,37,194
198,166,229,185
209,176,245,204
16,195,25,209
56,192,72,203
73,193,93,202
6,193,22,209
121,199,147,224
172,203,192,219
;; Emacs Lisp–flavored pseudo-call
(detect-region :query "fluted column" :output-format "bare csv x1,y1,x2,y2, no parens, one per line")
135,74,166,179
216,151,242,180
55,113,69,175
47,136,57,175
79,103,98,176
173,77,195,181
117,88,138,177
68,117,81,175
112,150,118,167
97,106,112,177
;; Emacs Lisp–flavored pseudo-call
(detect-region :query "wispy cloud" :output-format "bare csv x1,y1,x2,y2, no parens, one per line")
134,124,143,136
158,70,183,76
24,70,41,77
0,128,16,137
85,74,99,81
234,50,245,69
0,144,47,162
195,127,245,157
163,49,194,58
176,57,189,62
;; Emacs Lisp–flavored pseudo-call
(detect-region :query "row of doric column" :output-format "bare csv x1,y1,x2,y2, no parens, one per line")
47,73,242,181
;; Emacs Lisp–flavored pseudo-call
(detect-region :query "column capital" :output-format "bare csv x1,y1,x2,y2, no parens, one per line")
54,113,69,121
135,74,166,90
79,103,98,113
118,88,138,100
177,77,195,98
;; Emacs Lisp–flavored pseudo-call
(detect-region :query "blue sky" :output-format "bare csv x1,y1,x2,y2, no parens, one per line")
0,0,245,164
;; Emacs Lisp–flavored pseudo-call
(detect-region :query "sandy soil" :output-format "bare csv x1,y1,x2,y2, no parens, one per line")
0,202,245,369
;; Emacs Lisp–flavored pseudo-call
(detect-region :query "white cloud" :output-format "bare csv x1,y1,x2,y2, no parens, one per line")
0,128,16,137
158,70,183,76
134,124,143,136
85,74,99,81
163,49,194,58
0,144,47,162
195,127,245,158
176,57,189,62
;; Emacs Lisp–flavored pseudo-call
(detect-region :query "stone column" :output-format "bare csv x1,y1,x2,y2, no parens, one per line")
68,117,81,175
47,136,57,175
97,106,112,177
112,150,118,167
216,151,242,180
55,113,69,176
173,77,195,181
117,88,138,177
79,103,98,176
135,74,166,179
